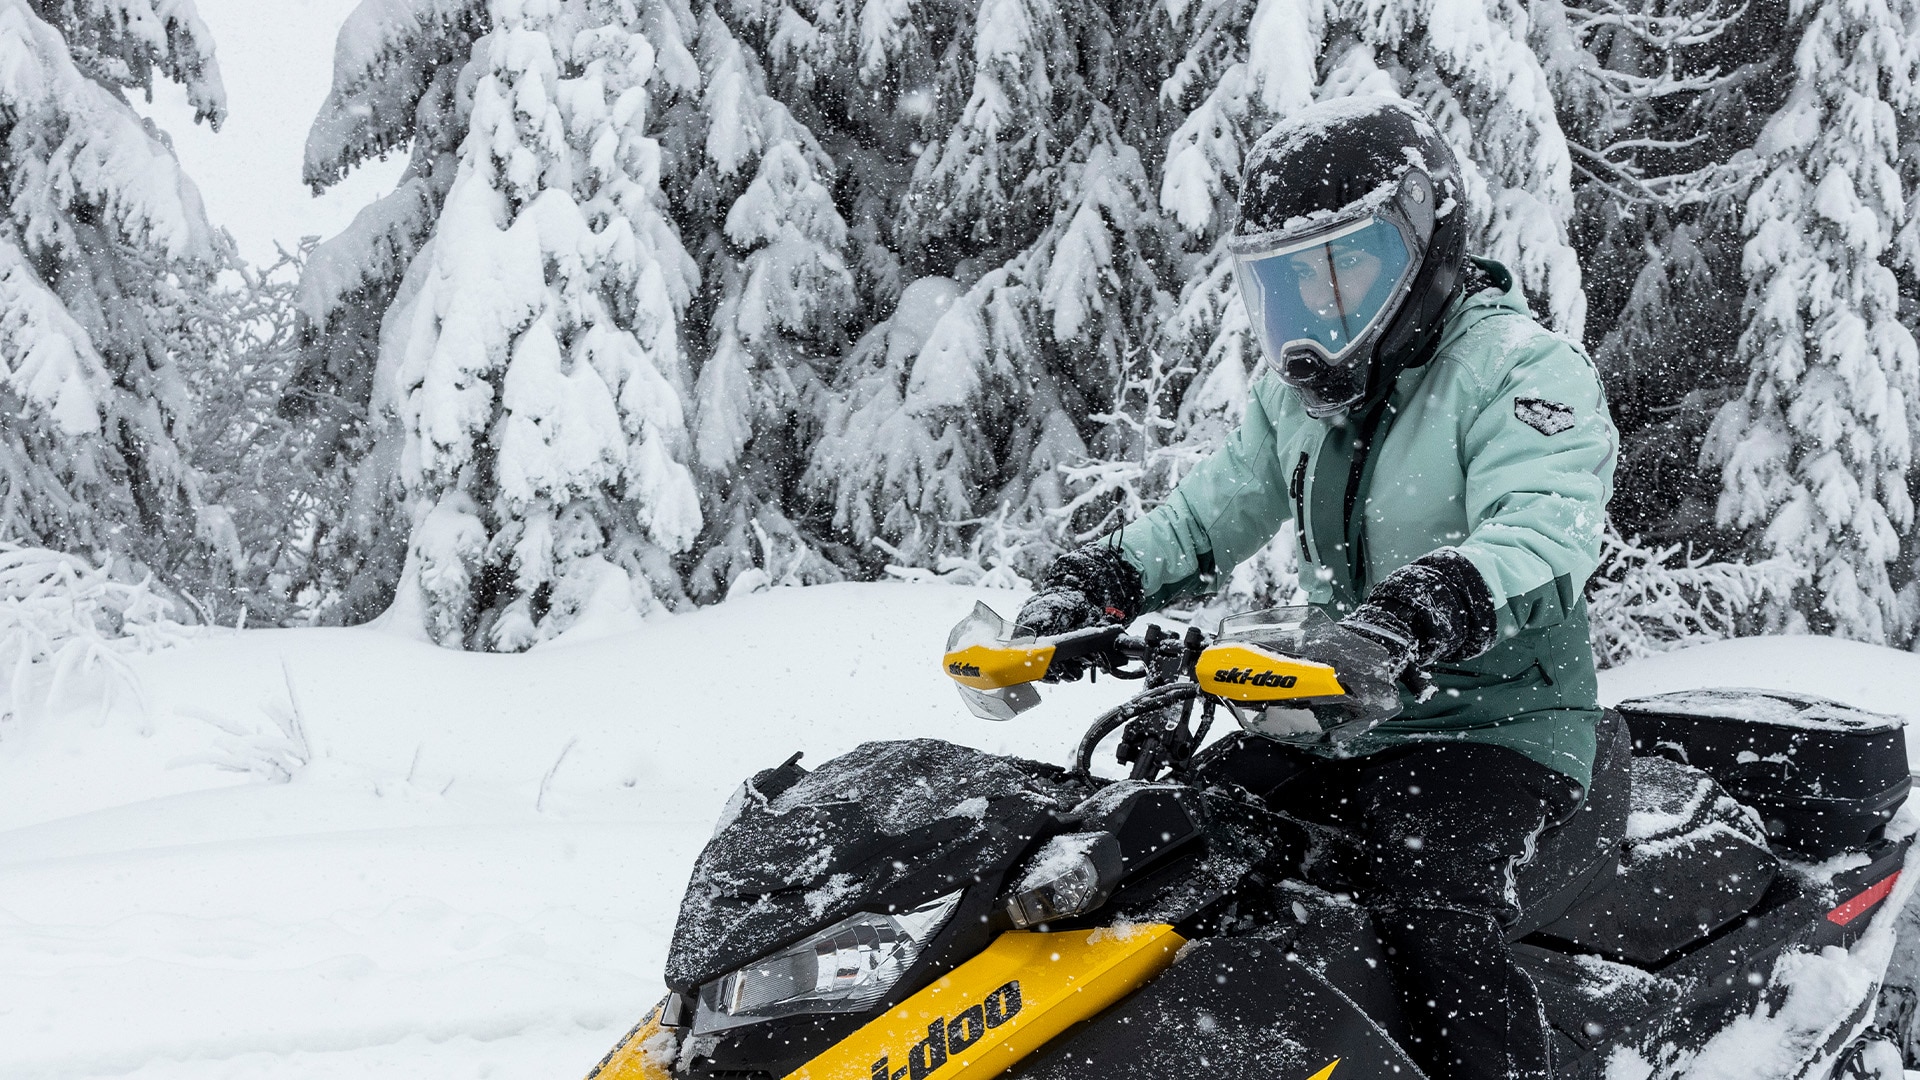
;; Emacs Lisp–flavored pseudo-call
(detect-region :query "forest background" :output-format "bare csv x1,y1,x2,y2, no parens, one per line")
2,0,1918,662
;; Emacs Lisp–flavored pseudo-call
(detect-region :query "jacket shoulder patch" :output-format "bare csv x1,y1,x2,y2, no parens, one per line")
1515,397,1574,436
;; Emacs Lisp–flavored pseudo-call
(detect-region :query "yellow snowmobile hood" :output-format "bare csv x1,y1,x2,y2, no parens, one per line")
587,924,1185,1080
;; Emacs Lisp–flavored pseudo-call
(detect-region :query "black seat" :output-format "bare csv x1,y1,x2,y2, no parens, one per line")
1507,709,1631,939
1529,753,1777,963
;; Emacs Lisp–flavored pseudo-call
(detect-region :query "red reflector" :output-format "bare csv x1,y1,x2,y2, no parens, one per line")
1827,871,1902,926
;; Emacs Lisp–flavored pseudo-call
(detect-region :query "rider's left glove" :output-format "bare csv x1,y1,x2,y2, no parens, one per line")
1341,548,1499,701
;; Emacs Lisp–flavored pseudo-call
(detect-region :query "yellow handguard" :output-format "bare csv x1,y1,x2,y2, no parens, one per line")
1194,641,1348,703
941,605,1127,721
942,641,1057,690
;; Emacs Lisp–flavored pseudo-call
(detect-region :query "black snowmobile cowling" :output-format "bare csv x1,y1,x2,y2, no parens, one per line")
585,606,1920,1080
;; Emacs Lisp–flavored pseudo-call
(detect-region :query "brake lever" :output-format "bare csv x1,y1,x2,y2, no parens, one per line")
1398,664,1437,703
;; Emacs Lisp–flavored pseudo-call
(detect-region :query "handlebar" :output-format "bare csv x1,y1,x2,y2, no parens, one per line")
1063,622,1214,781
1045,621,1209,684
947,602,1377,783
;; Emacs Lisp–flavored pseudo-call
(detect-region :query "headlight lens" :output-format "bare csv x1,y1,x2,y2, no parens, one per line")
693,890,963,1033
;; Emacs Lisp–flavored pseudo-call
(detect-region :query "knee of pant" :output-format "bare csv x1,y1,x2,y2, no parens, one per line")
1374,903,1508,955
1367,857,1519,921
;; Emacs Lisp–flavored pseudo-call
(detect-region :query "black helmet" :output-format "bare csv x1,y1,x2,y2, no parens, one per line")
1231,96,1468,417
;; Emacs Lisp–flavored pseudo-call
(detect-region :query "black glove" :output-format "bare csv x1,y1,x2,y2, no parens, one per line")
1015,543,1144,681
1342,548,1498,697
1311,622,1408,730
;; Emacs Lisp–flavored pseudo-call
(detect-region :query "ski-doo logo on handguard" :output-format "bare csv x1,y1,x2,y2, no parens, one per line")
1211,667,1299,688
947,661,982,678
870,980,1023,1080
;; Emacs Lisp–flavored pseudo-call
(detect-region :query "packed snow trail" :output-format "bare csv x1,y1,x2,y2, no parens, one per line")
0,584,1131,1078
3,582,1919,1077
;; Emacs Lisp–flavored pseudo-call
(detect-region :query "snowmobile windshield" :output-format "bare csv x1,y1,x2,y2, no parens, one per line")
1232,215,1417,415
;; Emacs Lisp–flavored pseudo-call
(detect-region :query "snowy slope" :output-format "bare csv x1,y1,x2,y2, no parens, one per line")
0,583,1133,1078
2,584,1916,1078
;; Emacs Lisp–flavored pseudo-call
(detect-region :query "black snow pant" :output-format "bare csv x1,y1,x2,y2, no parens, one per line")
1234,739,1582,1080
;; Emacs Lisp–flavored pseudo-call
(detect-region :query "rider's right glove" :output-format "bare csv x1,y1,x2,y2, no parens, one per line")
1341,547,1499,701
1015,542,1144,682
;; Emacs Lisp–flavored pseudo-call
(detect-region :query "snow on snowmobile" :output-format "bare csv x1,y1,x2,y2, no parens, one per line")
585,604,1917,1080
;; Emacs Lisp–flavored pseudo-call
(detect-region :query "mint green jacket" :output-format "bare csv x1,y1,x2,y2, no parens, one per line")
1117,261,1618,788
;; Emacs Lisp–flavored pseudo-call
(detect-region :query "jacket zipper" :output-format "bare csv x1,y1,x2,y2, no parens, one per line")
1290,452,1314,564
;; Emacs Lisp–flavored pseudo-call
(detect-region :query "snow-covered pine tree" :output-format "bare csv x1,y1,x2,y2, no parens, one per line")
674,8,855,599
304,0,704,649
1703,0,1920,643
287,0,493,624
789,0,1194,575
169,248,301,621
1532,0,1790,546
802,274,964,567
646,0,939,574
0,0,228,577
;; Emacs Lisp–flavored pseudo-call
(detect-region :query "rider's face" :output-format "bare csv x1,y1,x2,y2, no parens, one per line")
1289,245,1384,318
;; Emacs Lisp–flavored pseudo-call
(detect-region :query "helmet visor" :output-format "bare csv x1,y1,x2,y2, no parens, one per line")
1233,216,1415,373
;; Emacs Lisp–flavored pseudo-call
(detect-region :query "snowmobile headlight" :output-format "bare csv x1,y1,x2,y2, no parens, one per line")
1004,831,1124,929
692,890,963,1033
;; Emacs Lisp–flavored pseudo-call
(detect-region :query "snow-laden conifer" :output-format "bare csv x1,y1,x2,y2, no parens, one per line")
0,0,226,574
680,9,853,599
1532,0,1779,547
1703,0,1920,643
794,0,1183,573
355,0,703,649
286,0,492,622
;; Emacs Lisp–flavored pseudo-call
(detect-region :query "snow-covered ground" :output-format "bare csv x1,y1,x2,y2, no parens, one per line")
2,583,1917,1078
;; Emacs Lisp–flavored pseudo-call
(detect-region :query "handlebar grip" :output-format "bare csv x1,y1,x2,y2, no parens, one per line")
1042,624,1127,665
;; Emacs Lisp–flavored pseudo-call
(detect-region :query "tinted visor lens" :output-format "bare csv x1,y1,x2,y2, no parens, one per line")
1234,217,1413,370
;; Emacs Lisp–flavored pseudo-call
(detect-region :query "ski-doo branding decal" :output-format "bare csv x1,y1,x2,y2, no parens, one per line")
1194,643,1346,703
941,643,1057,690
1827,871,1902,926
785,924,1184,1080
866,981,1023,1080
1213,667,1300,688
1514,396,1575,436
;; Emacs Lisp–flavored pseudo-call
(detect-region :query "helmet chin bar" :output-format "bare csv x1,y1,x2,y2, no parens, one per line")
1278,347,1369,418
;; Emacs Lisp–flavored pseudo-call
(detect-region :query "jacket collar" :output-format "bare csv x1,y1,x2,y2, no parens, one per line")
1381,256,1526,403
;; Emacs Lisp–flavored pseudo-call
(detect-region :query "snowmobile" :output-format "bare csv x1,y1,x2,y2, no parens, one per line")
585,604,1916,1080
